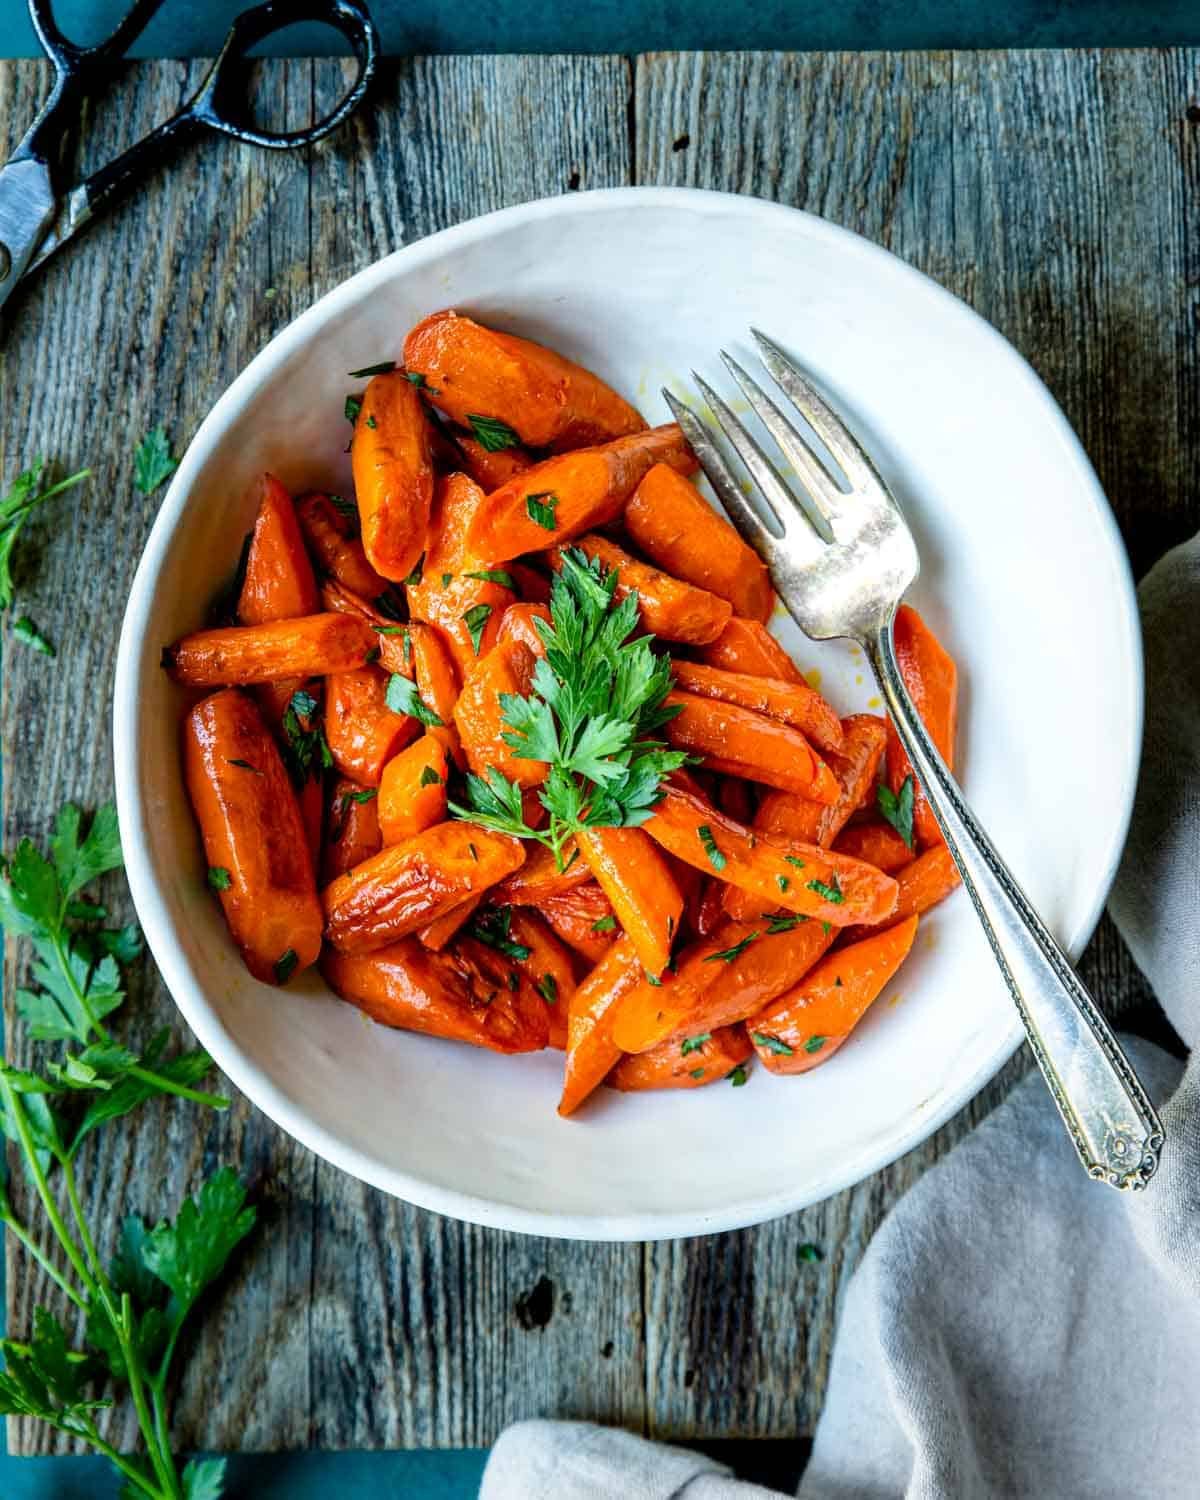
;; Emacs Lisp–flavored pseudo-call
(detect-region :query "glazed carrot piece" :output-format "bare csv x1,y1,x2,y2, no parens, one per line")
540,882,617,965
698,616,804,682
492,838,588,902
611,913,835,1054
644,781,898,927
351,370,434,582
452,432,534,490
746,915,919,1073
608,1025,752,1092
505,909,577,1050
884,605,958,848
404,309,647,452
319,581,411,676
321,776,383,883
164,613,377,687
842,845,961,944
322,821,525,954
716,775,757,826
296,491,394,602
322,937,548,1053
325,666,419,787
691,877,729,938
663,691,841,800
670,661,844,756
558,937,642,1117
418,894,483,951
405,621,461,719
407,472,516,675
624,463,772,622
575,826,683,977
508,561,552,605
466,424,696,563
833,820,914,874
378,732,450,843
237,474,319,624
558,535,731,645
496,602,551,655
183,689,322,985
453,636,546,788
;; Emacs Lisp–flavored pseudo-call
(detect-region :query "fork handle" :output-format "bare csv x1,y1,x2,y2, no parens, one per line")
866,622,1163,1190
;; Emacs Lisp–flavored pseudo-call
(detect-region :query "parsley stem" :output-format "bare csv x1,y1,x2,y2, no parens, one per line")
126,1063,230,1110
0,1207,86,1310
72,1414,166,1498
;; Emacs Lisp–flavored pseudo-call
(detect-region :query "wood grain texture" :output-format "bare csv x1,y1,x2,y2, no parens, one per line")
3,46,1197,1455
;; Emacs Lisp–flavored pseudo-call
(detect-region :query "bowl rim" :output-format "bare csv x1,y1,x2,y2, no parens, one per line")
112,185,1143,1241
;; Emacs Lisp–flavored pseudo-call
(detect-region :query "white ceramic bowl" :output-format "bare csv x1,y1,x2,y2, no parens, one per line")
114,188,1141,1241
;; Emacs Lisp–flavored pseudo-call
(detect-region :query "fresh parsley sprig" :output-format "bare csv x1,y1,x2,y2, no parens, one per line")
0,459,91,610
448,550,689,866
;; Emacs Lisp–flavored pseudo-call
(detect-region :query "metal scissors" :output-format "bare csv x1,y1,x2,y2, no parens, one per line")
0,0,379,313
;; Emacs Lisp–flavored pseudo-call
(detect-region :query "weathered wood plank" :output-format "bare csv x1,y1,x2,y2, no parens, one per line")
634,46,1199,1439
2,54,636,1454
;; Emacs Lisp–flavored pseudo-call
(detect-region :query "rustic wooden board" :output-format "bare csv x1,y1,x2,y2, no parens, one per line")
3,47,1197,1455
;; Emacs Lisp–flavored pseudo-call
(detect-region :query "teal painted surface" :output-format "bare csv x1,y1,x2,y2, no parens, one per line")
1,0,1197,56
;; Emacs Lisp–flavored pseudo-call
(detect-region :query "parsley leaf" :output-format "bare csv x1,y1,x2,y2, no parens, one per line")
592,914,617,933
462,602,492,654
766,913,808,934
386,672,443,726
405,370,440,394
419,765,441,787
877,776,916,850
680,1033,712,1056
348,360,396,378
525,492,559,531
344,395,362,423
751,1031,794,1056
13,615,54,656
183,1457,229,1500
804,1035,827,1054
536,974,558,1005
728,1064,750,1086
0,460,91,610
141,1168,256,1330
206,867,232,892
468,907,532,961
798,1242,824,1262
467,414,520,451
464,568,516,589
704,930,759,963
697,824,726,872
133,427,179,494
281,689,333,788
403,553,425,586
274,949,299,985
806,875,844,905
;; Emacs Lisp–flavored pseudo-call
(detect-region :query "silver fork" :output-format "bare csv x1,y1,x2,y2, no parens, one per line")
664,331,1163,1191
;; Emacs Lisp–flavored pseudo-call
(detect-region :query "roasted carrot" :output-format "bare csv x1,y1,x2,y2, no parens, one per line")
378,732,450,843
325,666,419,787
418,894,482,951
841,845,960,944
746,915,918,1073
698,616,804,682
624,463,772,622
453,636,546,788
539,882,617,965
833,820,914,874
670,661,844,756
691,877,729,938
644,780,898,927
164,613,377,687
504,909,577,1050
558,937,642,1117
404,309,647,452
406,472,516,675
452,432,534,490
237,474,319,624
406,621,462,726
322,820,525,954
323,936,548,1053
351,370,434,582
611,912,835,1054
496,601,551,655
575,826,683,977
296,490,393,602
608,1025,752,1092
183,689,322,984
492,838,588,903
466,424,695,562
508,561,552,605
557,534,731,645
663,691,841,800
321,776,383,883
884,605,958,848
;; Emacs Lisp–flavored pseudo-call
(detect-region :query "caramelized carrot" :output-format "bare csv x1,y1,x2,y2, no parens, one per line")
509,561,552,605
505,909,576,1050
558,534,731,645
316,581,405,671
492,838,588,902
540,882,617,965
833,820,914,874
237,474,319,624
406,472,516,675
746,915,918,1073
608,1025,752,1092
453,637,546,788
496,602,551,655
296,491,393,601
692,877,729,938
321,776,383,883
406,621,461,722
165,614,377,687
466,424,695,562
664,691,841,800
884,605,958,848
351,370,434,582
325,666,419,787
624,463,772,622
183,689,322,984
645,781,898,928
452,432,534,490
842,845,960,944
378,733,450,843
322,937,548,1053
698,616,804,682
418,894,483,951
670,662,843,756
575,826,683,977
558,937,642,1117
322,821,525,954
404,310,647,452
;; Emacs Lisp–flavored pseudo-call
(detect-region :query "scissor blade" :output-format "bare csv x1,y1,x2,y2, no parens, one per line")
0,157,57,312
